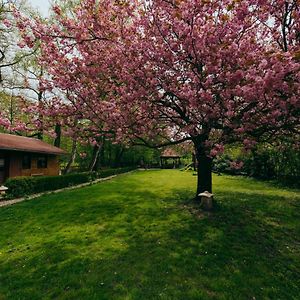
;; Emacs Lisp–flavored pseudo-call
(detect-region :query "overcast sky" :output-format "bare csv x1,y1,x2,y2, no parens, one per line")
28,0,51,17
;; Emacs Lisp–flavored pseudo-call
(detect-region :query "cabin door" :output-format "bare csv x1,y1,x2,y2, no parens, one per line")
0,155,8,184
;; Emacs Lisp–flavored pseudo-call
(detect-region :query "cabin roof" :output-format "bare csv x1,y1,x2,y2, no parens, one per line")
160,148,181,158
0,133,66,155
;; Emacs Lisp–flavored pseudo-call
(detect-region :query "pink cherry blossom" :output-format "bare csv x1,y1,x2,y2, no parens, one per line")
12,0,300,194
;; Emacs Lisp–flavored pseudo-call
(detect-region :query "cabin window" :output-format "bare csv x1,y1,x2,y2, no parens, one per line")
37,155,48,169
0,158,5,171
22,154,31,169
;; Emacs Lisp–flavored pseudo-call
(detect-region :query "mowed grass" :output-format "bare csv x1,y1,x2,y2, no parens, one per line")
0,170,299,300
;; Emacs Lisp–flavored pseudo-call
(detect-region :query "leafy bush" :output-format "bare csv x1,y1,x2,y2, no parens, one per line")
242,146,300,188
97,167,136,178
213,155,245,175
5,167,137,199
213,142,300,188
212,155,231,174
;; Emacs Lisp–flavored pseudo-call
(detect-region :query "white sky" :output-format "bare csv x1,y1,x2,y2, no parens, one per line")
27,0,51,17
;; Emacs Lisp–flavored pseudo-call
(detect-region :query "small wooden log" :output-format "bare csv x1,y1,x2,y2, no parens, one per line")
198,191,214,211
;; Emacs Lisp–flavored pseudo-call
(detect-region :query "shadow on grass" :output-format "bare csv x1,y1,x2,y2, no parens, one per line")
0,173,299,299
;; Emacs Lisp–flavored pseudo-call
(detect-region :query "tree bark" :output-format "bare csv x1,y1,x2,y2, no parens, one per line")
63,138,77,174
192,152,197,171
99,138,106,169
89,145,101,172
37,87,44,141
54,124,61,148
196,151,212,195
114,146,125,168
193,136,213,200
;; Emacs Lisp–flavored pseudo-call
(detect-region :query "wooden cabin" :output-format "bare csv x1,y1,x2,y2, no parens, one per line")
0,133,66,184
160,148,182,169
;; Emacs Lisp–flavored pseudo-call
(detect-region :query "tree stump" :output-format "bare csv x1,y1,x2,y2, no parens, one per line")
198,191,214,211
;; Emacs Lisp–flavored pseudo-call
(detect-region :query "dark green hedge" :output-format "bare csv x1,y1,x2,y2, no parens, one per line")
5,167,137,199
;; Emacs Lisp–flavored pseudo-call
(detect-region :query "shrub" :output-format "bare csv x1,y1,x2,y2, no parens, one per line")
213,155,245,175
212,155,231,174
5,167,137,199
97,167,136,178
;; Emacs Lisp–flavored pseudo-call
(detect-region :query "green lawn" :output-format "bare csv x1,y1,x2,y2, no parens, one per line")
0,170,299,299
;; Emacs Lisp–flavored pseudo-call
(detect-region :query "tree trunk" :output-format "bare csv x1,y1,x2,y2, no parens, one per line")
63,138,77,174
37,90,44,140
196,152,212,195
54,124,61,148
89,145,101,172
192,152,197,171
108,143,112,166
193,136,213,200
99,138,106,169
114,146,124,168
